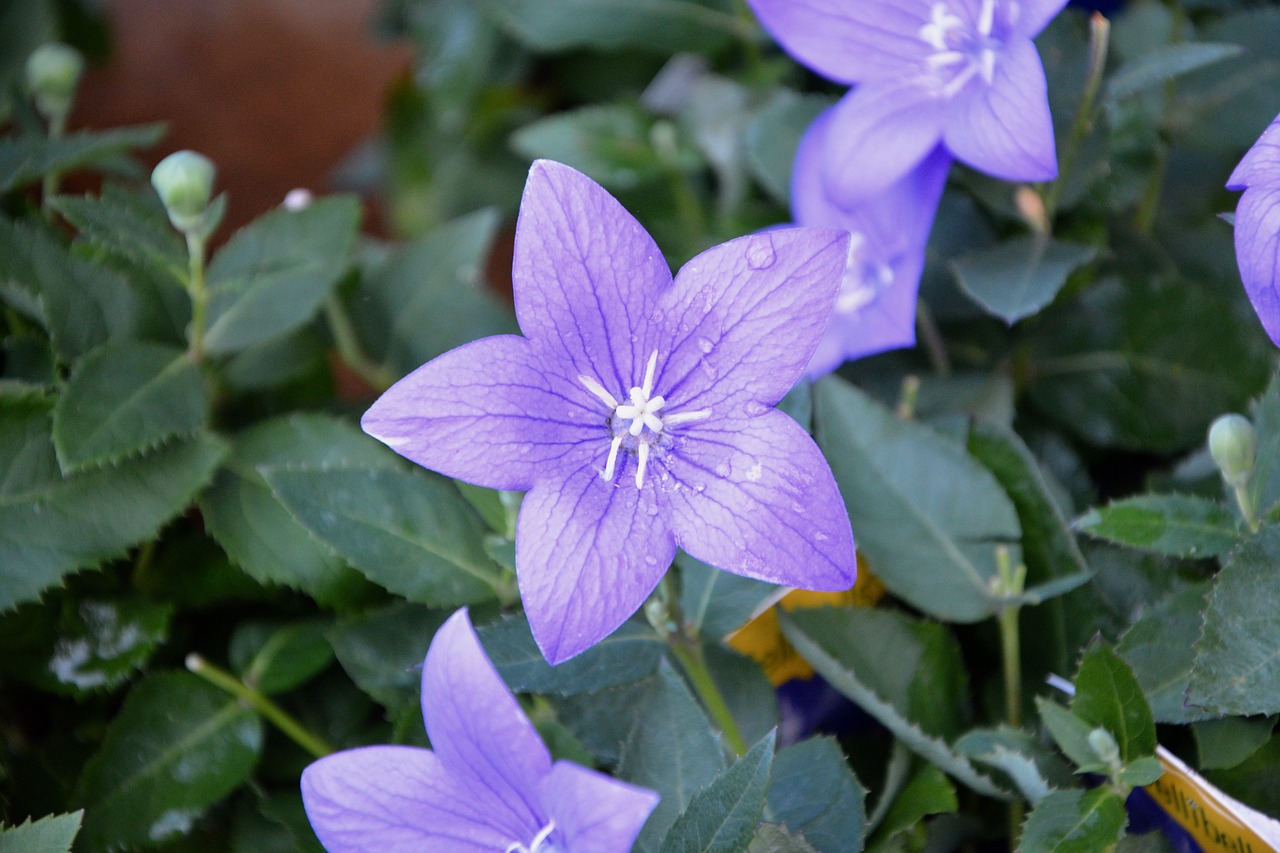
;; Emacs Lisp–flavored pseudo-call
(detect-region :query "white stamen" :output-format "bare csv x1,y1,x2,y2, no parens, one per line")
641,349,658,396
977,0,996,36
603,434,623,481
579,374,619,409
506,821,558,853
919,3,963,50
663,408,711,426
636,442,650,489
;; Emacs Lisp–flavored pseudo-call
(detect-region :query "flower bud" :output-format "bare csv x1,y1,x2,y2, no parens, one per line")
151,150,216,233
25,43,84,121
1209,413,1257,488
1087,727,1121,769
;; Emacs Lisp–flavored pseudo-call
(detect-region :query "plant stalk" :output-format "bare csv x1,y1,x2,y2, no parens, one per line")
186,653,335,759
185,231,208,362
1043,12,1111,222
324,293,394,392
668,638,747,757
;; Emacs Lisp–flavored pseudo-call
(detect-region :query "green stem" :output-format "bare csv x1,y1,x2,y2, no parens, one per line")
1043,13,1111,222
186,653,335,759
668,639,747,757
41,112,68,210
915,300,951,377
1133,8,1185,234
185,232,208,362
1233,481,1260,534
993,546,1026,846
323,293,394,392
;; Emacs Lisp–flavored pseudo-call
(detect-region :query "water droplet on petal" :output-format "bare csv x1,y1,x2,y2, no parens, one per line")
742,401,767,417
697,337,714,354
814,531,830,543
746,234,776,270
714,461,731,477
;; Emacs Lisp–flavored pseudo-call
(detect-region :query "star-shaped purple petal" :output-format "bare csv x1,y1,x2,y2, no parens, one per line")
363,160,857,663
749,0,1063,205
302,609,659,853
1228,113,1280,346
792,106,951,376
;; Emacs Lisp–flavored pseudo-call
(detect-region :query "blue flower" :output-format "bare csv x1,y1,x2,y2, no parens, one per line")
1228,112,1280,346
750,0,1065,204
302,609,659,853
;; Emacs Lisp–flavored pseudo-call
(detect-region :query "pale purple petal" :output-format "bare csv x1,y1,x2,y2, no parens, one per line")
1015,0,1071,37
1228,114,1280,190
540,761,660,853
794,110,951,373
1234,184,1280,346
512,160,671,395
822,84,948,205
661,409,856,590
943,36,1057,183
361,335,597,491
421,610,551,835
655,227,848,418
747,0,932,83
516,466,676,664
301,746,520,853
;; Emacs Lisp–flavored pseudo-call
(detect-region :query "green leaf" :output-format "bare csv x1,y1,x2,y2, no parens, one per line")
954,728,1062,805
953,236,1096,324
203,196,360,355
1107,42,1245,102
0,217,141,363
677,553,779,642
1119,756,1164,787
477,0,740,53
1075,494,1239,558
0,592,172,696
0,124,166,192
780,610,1011,801
52,340,207,472
1036,699,1108,774
478,612,665,695
328,603,449,711
49,187,186,283
748,824,819,853
783,608,967,739
1193,717,1276,771
868,766,957,853
1115,581,1214,724
512,103,667,190
1188,524,1280,715
263,464,504,606
619,664,727,853
661,731,775,853
1017,788,1127,853
230,620,335,695
765,737,866,853
200,414,391,606
74,672,264,850
1073,644,1157,763
1027,276,1270,453
812,376,1021,622
0,811,82,853
354,208,515,378
0,395,225,611
743,91,830,208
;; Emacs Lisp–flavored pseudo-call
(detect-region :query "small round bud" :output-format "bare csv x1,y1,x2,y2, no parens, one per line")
1087,727,1121,769
25,43,84,121
1209,413,1257,488
151,150,216,232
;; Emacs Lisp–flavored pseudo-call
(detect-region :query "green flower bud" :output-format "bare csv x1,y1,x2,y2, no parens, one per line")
1209,413,1257,488
151,150,216,233
1087,727,1121,770
25,43,84,121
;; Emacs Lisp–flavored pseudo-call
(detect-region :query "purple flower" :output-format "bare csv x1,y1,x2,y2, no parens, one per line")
361,160,857,664
793,107,952,376
749,0,1065,204
1228,112,1280,346
302,608,659,853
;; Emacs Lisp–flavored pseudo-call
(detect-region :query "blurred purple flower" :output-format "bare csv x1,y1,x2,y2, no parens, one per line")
362,160,857,664
749,0,1065,204
793,107,952,376
302,609,659,853
1228,112,1280,346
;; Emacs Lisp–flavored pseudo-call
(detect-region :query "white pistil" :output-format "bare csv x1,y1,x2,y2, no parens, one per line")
506,821,557,853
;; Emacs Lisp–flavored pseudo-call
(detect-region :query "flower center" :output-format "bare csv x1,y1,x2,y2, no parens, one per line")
579,350,711,489
918,0,1009,97
506,821,558,853
836,233,895,315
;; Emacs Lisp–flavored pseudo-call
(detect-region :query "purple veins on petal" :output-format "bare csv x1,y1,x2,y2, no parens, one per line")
301,609,659,853
362,160,857,663
1229,113,1280,346
793,106,951,376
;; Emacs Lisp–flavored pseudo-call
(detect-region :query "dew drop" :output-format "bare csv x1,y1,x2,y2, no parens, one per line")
745,460,763,482
714,461,731,477
693,482,706,493
814,531,830,543
742,401,767,417
746,234,776,270
697,337,714,354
